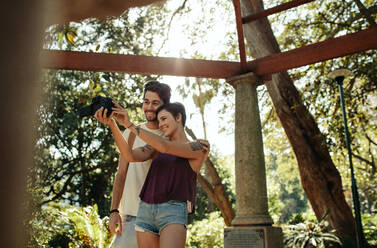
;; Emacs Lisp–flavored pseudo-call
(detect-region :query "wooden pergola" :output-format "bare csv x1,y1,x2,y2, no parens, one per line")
41,1,376,247
42,0,377,80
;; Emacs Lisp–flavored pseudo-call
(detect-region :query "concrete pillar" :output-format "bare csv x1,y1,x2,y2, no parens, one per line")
230,72,272,225
224,72,283,248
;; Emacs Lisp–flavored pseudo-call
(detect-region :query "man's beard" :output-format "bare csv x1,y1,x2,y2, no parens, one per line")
145,111,157,121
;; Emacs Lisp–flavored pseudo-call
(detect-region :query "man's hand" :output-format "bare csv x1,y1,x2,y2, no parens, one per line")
197,139,210,160
109,212,123,235
112,101,132,128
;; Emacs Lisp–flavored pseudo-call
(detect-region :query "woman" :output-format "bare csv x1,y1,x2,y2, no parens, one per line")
95,102,209,248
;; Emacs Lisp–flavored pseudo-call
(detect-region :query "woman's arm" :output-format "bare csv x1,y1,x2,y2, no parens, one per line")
112,103,209,161
94,107,154,162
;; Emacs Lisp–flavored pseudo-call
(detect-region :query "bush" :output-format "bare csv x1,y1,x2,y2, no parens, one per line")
27,203,114,247
186,211,225,248
283,211,342,248
362,213,377,247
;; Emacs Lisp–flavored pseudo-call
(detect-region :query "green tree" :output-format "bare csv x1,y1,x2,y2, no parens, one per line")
240,0,376,245
31,4,173,217
271,0,377,238
32,69,148,215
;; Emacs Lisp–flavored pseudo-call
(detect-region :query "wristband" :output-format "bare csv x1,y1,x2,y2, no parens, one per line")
110,209,119,214
126,123,134,129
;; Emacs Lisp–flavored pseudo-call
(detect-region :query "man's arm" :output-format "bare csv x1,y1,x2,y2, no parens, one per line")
109,156,128,235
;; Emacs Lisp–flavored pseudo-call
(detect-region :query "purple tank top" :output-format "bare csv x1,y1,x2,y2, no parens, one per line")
139,153,197,212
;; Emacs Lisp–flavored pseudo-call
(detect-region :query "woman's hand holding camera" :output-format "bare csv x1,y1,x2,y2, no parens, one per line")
94,101,134,129
94,107,116,127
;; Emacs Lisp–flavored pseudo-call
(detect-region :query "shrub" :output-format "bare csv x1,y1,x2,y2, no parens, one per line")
283,211,342,248
186,211,225,248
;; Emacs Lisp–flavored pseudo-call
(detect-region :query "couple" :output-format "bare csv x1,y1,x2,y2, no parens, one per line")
95,81,209,248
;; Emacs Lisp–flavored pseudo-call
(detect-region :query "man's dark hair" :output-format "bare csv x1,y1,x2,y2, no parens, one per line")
143,80,171,104
156,102,186,127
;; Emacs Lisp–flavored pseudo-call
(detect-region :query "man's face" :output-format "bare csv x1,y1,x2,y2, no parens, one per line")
143,91,163,122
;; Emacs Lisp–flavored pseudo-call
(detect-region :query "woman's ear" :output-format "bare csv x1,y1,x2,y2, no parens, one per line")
175,113,182,124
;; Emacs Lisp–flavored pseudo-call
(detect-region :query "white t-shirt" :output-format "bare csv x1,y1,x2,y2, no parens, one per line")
118,123,162,217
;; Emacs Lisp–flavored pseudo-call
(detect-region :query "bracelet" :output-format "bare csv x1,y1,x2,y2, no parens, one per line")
126,123,134,129
110,209,119,214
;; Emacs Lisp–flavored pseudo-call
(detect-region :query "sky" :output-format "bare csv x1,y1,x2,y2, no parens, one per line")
164,76,235,156
150,0,237,156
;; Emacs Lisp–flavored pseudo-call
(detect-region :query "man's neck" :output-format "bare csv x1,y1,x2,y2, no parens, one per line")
145,120,159,130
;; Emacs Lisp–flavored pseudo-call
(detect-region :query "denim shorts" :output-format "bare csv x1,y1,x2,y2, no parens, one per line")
135,200,188,235
112,215,137,248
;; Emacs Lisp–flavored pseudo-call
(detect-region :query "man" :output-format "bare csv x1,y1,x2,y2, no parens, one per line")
108,80,171,248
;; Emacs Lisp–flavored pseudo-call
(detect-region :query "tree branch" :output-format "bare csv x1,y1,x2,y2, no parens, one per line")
185,126,235,226
156,0,188,55
352,0,377,27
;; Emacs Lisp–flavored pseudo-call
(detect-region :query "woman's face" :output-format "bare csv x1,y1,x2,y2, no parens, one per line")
158,109,179,137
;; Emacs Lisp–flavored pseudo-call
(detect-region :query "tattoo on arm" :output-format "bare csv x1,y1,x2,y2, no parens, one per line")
145,144,153,151
140,144,153,153
135,127,141,135
189,141,203,151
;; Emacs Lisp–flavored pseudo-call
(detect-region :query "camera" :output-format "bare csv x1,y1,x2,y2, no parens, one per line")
79,96,115,118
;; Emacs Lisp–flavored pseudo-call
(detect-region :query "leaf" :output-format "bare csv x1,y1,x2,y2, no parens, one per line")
65,31,76,46
89,80,94,90
93,83,101,92
58,32,64,45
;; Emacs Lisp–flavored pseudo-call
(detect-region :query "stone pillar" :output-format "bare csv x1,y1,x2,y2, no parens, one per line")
224,73,283,248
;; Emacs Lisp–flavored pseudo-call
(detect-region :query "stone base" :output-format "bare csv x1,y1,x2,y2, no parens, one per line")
224,226,283,248
231,214,274,226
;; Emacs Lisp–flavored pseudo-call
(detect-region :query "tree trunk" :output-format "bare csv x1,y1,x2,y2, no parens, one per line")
1,1,44,246
240,0,357,246
186,127,235,226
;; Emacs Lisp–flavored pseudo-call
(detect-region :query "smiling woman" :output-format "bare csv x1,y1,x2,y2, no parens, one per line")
94,101,209,248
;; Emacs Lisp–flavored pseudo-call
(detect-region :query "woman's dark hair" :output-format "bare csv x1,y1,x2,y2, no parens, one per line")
143,80,171,104
156,102,186,127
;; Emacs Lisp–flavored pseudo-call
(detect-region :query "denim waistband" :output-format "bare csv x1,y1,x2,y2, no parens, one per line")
125,215,136,221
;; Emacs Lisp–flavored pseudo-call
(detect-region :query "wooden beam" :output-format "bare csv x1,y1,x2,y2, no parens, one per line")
42,50,243,79
232,0,247,72
242,0,315,24
42,28,377,79
247,27,377,76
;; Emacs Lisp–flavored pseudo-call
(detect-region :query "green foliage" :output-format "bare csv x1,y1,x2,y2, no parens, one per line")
32,4,174,219
270,0,377,217
31,68,148,217
189,150,236,222
176,77,234,137
261,0,377,232
186,211,225,248
362,213,377,246
283,211,342,248
264,111,310,223
28,203,113,247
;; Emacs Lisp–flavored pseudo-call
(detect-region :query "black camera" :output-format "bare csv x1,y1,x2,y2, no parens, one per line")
79,96,115,118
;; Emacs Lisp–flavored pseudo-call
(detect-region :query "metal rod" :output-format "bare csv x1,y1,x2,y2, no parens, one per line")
336,76,365,248
232,0,248,72
242,0,315,24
